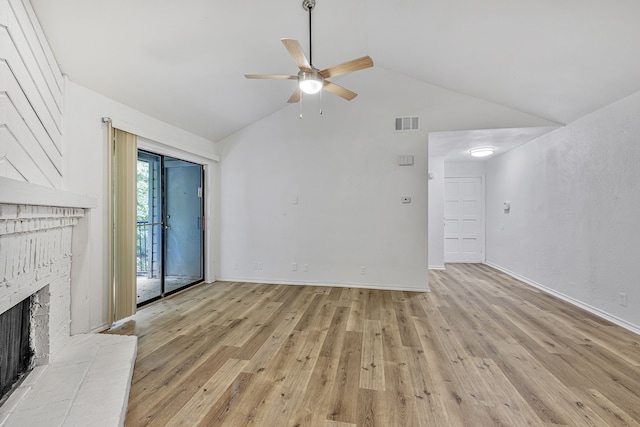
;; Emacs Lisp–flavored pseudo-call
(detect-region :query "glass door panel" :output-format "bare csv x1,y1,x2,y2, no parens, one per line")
136,151,163,305
136,151,204,306
164,157,204,294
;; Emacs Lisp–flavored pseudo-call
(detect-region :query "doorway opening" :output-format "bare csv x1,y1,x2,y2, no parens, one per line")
136,150,204,306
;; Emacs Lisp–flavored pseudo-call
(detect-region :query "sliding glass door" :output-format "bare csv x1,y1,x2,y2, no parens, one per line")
136,151,204,306
164,157,203,294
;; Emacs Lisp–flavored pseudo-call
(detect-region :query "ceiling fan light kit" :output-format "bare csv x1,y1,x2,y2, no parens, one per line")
298,71,323,94
245,0,373,110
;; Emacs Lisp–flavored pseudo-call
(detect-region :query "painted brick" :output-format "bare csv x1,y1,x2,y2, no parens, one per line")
11,271,37,290
0,203,111,425
1,203,85,346
0,203,18,219
17,204,34,218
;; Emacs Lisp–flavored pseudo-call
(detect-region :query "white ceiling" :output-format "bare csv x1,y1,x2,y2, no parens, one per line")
30,0,640,144
429,127,559,162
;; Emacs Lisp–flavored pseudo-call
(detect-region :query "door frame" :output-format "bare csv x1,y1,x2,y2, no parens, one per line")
137,136,217,284
136,149,206,306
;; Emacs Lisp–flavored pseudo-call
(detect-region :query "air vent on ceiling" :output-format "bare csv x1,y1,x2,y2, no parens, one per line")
395,116,420,132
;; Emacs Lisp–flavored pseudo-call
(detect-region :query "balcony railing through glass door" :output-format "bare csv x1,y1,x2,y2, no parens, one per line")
136,220,163,304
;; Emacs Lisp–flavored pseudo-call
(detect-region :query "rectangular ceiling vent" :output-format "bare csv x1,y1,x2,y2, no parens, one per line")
394,116,420,132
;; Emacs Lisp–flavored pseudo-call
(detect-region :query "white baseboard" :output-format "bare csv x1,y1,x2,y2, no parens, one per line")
486,262,640,336
215,276,430,293
429,265,446,270
89,323,110,333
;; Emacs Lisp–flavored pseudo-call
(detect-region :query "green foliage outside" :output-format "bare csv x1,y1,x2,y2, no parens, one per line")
137,160,149,222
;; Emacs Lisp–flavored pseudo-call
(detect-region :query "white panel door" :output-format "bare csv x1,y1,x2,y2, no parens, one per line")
444,177,484,263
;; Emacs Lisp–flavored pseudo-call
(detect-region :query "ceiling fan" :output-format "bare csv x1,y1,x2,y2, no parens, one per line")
245,0,374,104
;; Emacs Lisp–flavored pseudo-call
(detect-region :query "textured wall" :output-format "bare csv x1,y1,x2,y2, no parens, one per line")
486,91,640,332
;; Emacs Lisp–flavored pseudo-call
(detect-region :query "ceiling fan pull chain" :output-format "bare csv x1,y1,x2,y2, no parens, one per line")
320,88,323,115
300,92,303,119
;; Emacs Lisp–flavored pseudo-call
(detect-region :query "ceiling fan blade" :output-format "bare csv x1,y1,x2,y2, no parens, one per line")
281,38,312,72
288,88,302,103
323,81,358,101
319,56,374,79
245,74,297,80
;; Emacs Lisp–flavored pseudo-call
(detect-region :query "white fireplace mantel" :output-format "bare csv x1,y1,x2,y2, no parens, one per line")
0,177,97,209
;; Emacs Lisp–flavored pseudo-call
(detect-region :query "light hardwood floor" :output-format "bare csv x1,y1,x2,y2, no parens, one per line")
108,264,640,426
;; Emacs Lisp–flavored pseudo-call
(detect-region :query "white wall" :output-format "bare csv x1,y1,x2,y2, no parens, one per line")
428,156,444,269
445,161,486,179
218,104,430,291
217,67,554,292
0,0,63,187
486,91,640,333
64,81,218,333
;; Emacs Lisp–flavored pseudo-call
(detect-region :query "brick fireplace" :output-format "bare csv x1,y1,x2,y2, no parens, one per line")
0,179,137,426
0,203,85,367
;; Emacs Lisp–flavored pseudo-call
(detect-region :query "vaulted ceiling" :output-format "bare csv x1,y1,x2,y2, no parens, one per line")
30,0,640,143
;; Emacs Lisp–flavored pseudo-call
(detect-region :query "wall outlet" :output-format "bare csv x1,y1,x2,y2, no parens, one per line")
619,293,628,307
360,266,366,275
292,262,297,271
303,264,309,272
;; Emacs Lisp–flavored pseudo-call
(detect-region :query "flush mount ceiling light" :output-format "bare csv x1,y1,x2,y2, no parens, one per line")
245,0,373,104
469,147,495,158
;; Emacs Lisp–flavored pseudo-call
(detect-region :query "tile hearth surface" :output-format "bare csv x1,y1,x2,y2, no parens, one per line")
0,334,137,427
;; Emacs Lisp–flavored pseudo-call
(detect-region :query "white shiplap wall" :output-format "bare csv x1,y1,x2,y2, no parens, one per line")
0,0,64,188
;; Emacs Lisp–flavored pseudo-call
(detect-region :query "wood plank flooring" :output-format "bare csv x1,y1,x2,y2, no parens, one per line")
107,264,640,426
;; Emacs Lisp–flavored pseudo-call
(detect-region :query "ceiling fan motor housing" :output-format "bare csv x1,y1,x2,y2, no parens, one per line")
302,0,316,11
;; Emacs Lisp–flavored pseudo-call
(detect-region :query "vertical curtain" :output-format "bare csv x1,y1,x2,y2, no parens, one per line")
112,128,138,322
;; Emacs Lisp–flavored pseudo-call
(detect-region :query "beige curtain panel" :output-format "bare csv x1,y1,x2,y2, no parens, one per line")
111,127,138,322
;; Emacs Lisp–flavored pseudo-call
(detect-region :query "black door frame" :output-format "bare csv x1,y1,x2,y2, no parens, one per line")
137,149,205,307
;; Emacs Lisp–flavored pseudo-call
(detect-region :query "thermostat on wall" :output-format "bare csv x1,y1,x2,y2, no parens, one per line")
503,201,510,212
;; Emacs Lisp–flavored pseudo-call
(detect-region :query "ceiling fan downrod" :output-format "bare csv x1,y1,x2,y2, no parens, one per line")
302,0,316,67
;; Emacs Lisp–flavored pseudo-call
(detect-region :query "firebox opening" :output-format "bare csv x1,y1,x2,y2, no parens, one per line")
0,296,34,404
